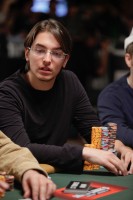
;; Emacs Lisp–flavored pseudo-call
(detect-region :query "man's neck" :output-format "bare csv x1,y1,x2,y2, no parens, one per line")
23,73,55,91
127,75,133,88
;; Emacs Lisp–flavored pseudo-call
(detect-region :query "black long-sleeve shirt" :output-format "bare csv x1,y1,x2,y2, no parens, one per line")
0,68,100,172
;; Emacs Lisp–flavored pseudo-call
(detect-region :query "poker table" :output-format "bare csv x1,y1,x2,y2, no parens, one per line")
2,169,133,200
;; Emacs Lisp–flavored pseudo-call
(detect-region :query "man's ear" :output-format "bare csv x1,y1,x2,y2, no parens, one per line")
25,48,30,62
125,53,133,69
63,55,70,68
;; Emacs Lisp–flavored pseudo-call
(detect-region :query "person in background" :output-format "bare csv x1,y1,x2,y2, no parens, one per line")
0,131,56,200
98,28,133,174
0,19,128,176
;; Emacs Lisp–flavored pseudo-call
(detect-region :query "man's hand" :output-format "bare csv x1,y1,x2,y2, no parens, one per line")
22,170,56,200
120,147,133,174
115,140,133,174
82,147,128,176
0,181,9,196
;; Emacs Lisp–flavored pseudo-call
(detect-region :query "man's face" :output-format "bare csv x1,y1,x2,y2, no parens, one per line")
25,31,69,89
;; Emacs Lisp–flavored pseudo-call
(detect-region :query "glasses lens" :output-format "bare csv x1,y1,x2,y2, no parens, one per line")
29,47,66,60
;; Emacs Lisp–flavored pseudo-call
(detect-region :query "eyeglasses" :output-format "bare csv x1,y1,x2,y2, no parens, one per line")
28,47,68,60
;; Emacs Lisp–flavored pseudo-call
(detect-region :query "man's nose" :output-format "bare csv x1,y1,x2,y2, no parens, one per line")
43,51,52,62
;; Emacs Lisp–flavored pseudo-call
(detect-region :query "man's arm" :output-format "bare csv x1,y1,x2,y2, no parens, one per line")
0,131,47,181
0,131,56,199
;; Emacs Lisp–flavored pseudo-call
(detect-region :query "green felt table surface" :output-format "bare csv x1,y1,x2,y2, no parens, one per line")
2,170,133,199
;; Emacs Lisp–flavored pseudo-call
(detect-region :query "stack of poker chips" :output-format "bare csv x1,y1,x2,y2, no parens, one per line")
100,126,109,169
83,127,102,171
83,124,117,171
100,126,109,151
83,143,100,170
91,127,102,149
107,122,117,153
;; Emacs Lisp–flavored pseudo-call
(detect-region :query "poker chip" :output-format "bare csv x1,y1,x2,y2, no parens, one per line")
107,123,117,152
84,143,100,170
101,126,109,151
0,174,6,198
91,127,102,149
84,124,117,171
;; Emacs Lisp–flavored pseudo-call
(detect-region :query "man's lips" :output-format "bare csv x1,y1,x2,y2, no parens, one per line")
39,67,52,74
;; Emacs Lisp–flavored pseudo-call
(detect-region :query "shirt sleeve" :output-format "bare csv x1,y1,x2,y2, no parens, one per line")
70,72,101,143
0,131,47,182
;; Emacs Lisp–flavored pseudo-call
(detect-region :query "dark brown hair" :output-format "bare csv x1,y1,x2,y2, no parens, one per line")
24,19,72,54
126,42,133,54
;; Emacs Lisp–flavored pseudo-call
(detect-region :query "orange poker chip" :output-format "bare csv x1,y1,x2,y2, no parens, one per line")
0,175,6,198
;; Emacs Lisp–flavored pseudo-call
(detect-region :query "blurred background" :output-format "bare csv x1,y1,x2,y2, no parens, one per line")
0,0,132,106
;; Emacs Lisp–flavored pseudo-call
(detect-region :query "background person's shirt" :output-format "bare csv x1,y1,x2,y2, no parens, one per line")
98,73,133,148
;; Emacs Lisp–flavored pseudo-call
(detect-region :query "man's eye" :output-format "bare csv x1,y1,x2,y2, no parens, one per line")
52,52,61,57
36,49,45,54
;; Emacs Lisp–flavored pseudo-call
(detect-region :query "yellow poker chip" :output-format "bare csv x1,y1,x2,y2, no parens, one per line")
0,175,6,198
91,127,102,149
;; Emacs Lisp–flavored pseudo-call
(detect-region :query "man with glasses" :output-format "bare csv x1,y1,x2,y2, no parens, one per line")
0,19,129,176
